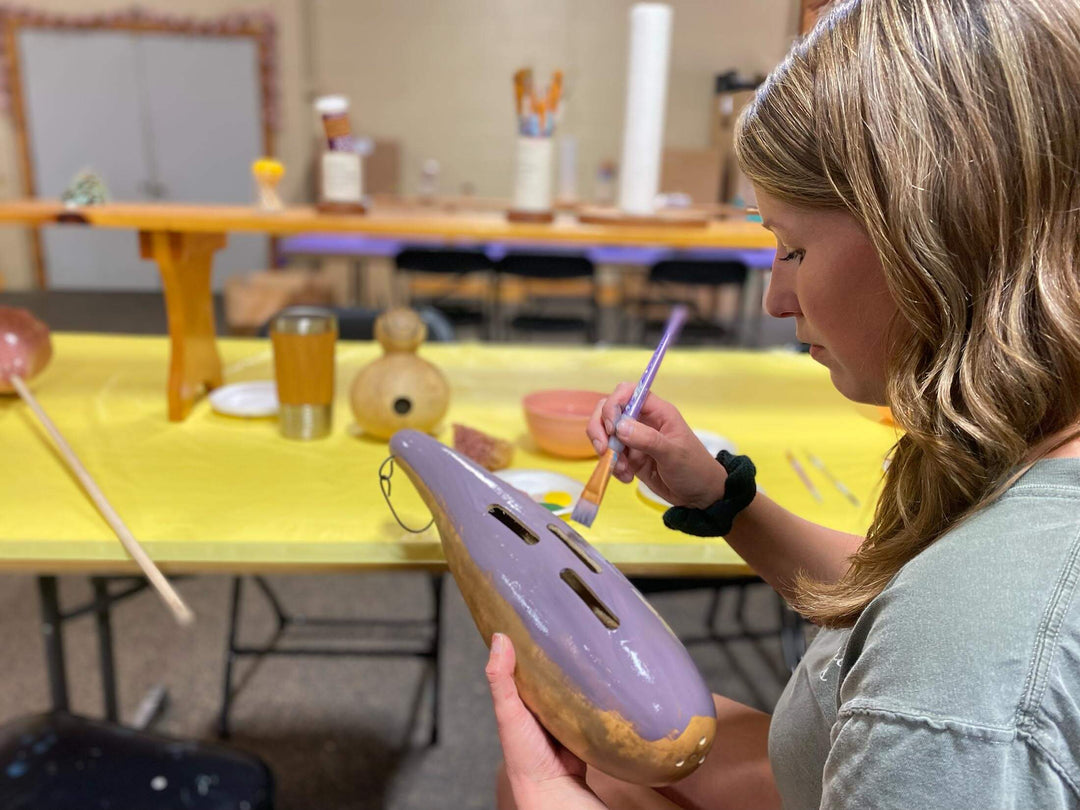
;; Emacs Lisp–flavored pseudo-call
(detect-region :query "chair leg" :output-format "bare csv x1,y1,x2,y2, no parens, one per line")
731,279,746,346
489,274,501,342
589,278,600,344
705,586,723,636
735,582,751,628
638,282,652,345
218,576,245,739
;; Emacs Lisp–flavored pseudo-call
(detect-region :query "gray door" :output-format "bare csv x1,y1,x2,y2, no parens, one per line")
20,28,155,290
137,33,268,284
19,27,269,291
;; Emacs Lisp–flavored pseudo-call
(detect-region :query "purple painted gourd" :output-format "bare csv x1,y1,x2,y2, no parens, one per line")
389,429,717,785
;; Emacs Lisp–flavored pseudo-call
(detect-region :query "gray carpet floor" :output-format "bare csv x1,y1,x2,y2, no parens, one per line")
1,574,798,809
0,290,802,809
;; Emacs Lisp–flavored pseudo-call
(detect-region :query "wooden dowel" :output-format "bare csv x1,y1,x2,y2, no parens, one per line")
11,374,195,626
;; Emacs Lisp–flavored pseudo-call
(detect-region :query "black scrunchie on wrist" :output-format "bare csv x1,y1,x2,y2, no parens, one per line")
662,450,757,537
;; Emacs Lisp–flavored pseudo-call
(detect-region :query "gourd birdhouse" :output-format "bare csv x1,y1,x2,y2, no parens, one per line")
350,308,450,439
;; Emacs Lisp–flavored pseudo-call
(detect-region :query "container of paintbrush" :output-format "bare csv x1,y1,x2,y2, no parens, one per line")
508,69,561,224
509,134,554,222
572,305,689,527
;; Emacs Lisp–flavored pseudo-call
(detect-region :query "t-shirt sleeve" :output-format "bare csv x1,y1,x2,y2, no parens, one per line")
820,706,1076,809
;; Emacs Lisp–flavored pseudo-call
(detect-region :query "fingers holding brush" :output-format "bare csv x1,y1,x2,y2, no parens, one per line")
608,413,729,510
587,382,675,454
572,307,690,528
587,382,634,452
600,381,637,434
612,446,646,483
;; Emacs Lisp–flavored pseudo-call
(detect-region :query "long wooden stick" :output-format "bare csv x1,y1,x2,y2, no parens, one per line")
11,374,195,626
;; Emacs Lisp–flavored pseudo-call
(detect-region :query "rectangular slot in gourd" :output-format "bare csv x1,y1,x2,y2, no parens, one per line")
548,522,601,573
560,568,620,629
488,504,540,545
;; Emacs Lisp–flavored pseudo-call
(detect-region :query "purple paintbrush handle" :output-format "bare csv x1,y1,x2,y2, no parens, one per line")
608,305,689,453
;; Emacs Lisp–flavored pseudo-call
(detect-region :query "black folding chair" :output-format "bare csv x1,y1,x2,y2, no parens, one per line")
493,252,598,342
633,259,750,345
394,247,495,328
0,712,274,809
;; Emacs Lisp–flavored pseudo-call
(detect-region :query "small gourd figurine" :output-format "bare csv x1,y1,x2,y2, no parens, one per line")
350,307,450,440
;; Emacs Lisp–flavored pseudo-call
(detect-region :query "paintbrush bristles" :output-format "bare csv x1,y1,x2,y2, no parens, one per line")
571,448,616,528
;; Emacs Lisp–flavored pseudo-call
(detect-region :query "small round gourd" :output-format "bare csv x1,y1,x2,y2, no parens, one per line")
0,307,52,394
350,308,450,440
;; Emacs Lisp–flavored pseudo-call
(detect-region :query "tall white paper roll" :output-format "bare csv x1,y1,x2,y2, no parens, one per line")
561,133,578,201
618,3,673,216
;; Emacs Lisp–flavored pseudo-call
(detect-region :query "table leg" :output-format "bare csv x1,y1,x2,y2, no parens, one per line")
428,573,443,746
217,575,244,739
37,576,70,713
138,230,228,421
91,577,119,722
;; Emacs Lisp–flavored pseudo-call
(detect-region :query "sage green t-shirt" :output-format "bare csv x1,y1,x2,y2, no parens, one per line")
770,458,1080,809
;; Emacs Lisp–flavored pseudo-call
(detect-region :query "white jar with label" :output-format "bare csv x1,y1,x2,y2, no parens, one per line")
509,136,554,221
322,152,362,202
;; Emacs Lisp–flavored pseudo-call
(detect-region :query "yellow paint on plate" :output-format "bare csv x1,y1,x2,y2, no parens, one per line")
543,491,573,507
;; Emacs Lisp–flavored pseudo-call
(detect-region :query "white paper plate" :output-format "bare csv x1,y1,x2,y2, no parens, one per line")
209,381,279,418
637,429,737,508
495,469,584,517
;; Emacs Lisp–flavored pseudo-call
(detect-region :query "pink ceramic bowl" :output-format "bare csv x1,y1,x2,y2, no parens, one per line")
523,389,605,459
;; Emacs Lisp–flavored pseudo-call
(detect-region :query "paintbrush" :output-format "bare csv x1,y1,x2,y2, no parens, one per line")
572,306,690,528
535,98,547,138
521,68,534,112
547,70,563,118
786,449,823,502
513,68,528,118
805,451,860,506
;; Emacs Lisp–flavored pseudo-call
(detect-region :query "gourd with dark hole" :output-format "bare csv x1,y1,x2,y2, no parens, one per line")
350,308,450,440
388,429,717,785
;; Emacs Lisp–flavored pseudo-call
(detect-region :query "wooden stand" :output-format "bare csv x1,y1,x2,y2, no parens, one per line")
506,209,555,224
138,230,227,421
577,206,710,228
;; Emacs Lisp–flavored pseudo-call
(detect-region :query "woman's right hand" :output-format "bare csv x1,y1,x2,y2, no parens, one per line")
587,383,727,509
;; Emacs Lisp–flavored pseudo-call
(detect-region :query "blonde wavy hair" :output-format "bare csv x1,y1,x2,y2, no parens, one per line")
736,0,1080,628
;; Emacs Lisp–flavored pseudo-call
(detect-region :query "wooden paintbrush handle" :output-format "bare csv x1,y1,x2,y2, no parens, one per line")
11,375,195,626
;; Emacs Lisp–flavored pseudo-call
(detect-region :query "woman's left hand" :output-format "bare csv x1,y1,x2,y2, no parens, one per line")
486,632,607,809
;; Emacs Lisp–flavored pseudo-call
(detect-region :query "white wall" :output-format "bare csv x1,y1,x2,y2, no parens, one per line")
312,0,798,197
0,0,799,288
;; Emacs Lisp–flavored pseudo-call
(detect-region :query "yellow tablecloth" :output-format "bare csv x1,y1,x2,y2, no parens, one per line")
1,334,899,575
